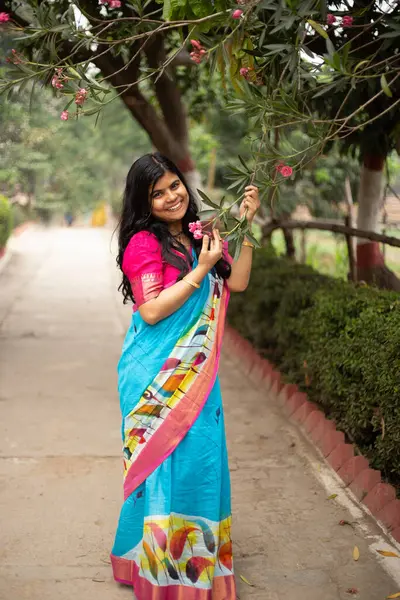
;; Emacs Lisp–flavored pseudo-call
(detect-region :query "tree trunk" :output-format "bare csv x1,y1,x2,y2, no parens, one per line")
356,155,400,290
282,212,296,259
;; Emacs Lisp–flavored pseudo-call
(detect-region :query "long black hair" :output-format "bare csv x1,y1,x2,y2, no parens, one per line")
117,152,231,304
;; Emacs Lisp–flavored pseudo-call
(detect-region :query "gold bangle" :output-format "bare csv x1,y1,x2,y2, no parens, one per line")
183,278,200,289
242,240,255,249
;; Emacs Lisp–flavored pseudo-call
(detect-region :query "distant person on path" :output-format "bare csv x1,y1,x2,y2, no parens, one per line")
64,211,74,227
111,153,259,599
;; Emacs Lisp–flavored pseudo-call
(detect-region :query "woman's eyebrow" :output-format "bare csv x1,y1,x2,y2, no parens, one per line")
151,186,164,196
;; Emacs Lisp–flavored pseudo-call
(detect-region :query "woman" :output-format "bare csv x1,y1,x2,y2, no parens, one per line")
111,153,259,599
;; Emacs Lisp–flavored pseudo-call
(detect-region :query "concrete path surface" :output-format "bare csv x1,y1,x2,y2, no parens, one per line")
1,226,400,600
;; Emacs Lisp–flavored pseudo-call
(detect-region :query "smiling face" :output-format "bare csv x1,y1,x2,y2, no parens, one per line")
150,170,189,228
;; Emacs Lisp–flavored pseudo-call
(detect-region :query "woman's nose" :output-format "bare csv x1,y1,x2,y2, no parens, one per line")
166,189,176,202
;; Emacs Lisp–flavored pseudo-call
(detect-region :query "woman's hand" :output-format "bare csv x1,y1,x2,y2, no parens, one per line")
239,185,260,224
198,229,223,271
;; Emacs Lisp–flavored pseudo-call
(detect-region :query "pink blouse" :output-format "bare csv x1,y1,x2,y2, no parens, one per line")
122,230,231,309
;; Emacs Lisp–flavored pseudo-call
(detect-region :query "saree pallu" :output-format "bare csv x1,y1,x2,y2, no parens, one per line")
111,268,236,600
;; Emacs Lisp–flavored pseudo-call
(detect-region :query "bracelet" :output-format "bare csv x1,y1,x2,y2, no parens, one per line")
183,278,200,289
242,240,255,249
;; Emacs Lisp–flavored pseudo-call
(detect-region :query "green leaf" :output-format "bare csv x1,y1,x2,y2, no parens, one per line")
353,60,369,73
225,231,240,242
196,189,220,209
233,236,244,261
259,27,267,49
245,231,261,248
320,0,327,21
332,52,341,72
312,81,338,98
238,155,251,173
341,42,351,69
198,209,217,221
301,45,314,59
380,74,393,98
325,38,335,57
381,30,400,39
307,20,329,40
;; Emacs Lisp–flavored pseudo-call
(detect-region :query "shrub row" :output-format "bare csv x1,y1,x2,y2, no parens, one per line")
228,249,400,485
0,195,13,249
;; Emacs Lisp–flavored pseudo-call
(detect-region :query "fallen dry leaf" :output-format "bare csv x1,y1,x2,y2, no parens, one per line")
387,594,400,599
239,575,255,587
327,493,338,500
346,588,359,595
377,550,400,558
353,546,360,561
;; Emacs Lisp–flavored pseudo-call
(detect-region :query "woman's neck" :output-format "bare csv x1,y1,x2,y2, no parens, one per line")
168,221,183,236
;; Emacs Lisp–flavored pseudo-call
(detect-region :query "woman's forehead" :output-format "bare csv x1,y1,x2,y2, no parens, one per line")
152,171,179,192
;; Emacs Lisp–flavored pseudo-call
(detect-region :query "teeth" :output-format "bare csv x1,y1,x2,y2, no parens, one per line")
167,201,182,212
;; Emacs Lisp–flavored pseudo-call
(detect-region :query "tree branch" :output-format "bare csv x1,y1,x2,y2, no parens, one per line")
264,219,400,248
143,33,189,149
92,49,179,158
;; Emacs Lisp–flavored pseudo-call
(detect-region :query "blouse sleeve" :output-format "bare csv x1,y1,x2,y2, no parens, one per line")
122,231,163,307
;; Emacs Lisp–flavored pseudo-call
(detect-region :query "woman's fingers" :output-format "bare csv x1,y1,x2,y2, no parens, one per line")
202,233,210,251
210,229,222,258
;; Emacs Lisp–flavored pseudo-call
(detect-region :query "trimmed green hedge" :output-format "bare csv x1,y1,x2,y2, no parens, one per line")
0,195,13,249
228,249,400,485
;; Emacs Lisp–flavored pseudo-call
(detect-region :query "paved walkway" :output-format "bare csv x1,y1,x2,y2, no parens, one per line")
1,226,400,600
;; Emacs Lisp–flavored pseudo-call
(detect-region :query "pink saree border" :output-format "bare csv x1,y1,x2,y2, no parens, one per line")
123,284,230,501
111,554,236,600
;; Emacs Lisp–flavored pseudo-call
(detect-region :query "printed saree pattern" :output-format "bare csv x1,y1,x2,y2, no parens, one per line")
111,267,235,599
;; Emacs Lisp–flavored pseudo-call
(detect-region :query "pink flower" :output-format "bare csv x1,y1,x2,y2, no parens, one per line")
189,221,205,239
240,67,250,78
190,40,206,64
232,9,243,19
189,221,202,234
326,13,336,25
280,166,293,178
60,111,69,121
342,15,353,27
52,74,64,89
75,88,88,106
109,0,121,7
275,163,284,172
190,52,202,64
236,0,247,4
6,49,23,64
0,12,10,22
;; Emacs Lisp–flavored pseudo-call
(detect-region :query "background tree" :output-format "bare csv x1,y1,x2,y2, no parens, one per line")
0,0,233,189
1,0,399,285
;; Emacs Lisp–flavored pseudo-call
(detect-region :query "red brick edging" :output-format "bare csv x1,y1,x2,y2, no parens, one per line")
224,324,400,544
13,221,35,237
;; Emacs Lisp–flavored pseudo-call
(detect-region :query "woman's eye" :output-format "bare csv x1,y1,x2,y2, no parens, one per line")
153,192,162,199
171,181,179,189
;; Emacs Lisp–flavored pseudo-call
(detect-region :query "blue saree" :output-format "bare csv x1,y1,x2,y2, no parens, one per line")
111,262,236,600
